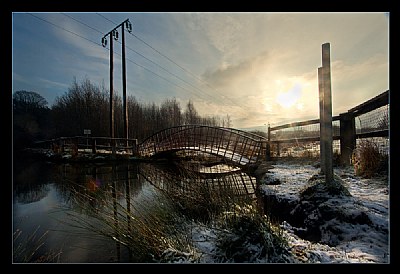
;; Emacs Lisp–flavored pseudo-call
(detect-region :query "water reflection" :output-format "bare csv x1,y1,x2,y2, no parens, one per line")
140,161,257,220
13,159,258,263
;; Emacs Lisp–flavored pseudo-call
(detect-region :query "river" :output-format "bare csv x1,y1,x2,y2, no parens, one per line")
12,154,258,263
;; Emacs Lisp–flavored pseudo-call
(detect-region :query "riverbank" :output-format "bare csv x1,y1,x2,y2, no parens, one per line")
258,159,389,263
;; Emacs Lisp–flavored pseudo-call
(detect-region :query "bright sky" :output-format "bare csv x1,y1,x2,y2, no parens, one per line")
12,12,389,129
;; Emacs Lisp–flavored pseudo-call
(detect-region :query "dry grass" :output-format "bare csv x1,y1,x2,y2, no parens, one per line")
352,139,388,178
213,204,291,263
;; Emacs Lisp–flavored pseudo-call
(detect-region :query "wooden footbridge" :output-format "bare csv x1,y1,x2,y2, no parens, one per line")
138,125,268,165
33,125,269,166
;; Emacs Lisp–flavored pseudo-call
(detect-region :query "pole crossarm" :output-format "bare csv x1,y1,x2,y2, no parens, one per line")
101,19,132,46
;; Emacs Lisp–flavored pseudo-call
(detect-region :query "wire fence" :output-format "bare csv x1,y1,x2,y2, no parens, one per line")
268,90,389,159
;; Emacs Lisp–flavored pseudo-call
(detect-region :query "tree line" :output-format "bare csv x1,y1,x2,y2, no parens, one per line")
13,77,232,150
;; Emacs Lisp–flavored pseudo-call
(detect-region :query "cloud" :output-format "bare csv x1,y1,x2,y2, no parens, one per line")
201,50,271,87
330,53,388,114
38,77,70,89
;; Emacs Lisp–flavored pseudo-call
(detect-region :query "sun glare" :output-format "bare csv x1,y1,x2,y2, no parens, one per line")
276,83,302,109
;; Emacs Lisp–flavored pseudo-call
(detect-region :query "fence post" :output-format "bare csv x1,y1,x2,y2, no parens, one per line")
60,138,65,153
339,112,356,166
276,141,280,157
318,67,326,174
320,42,334,184
92,138,97,154
266,124,271,160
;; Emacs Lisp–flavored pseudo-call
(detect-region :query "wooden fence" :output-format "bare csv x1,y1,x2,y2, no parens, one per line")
33,136,138,156
267,90,389,165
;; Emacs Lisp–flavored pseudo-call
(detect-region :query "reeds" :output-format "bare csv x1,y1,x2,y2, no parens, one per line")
13,226,62,263
58,182,197,262
55,161,290,263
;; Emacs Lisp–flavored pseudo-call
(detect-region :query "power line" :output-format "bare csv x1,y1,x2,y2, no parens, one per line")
96,12,116,25
61,13,104,35
75,13,230,105
96,13,247,111
27,13,102,47
127,26,244,108
28,12,247,113
26,13,209,101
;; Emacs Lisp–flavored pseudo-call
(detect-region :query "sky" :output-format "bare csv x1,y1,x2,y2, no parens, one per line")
12,12,389,130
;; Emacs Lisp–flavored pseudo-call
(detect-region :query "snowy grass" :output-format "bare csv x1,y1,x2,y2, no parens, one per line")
260,160,389,263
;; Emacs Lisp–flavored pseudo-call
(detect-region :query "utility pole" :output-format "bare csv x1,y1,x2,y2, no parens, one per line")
121,21,130,149
102,19,132,154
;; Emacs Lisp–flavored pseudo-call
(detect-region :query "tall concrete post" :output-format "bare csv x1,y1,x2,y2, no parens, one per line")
321,43,334,183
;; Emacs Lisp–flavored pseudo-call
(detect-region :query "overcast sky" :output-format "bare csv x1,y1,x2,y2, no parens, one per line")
12,12,389,129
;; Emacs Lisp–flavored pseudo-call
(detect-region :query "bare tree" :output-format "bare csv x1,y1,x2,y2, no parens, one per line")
184,100,200,125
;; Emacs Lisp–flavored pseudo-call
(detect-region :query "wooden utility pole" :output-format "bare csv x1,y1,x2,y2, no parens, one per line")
102,19,132,154
122,23,128,148
110,32,115,139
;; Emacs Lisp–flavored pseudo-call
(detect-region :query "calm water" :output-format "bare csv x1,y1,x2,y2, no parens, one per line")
13,155,257,263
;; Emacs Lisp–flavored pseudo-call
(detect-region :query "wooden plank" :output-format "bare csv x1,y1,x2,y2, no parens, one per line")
348,90,389,116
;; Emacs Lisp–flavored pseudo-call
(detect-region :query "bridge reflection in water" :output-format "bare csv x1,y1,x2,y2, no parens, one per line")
50,160,259,262
140,161,257,206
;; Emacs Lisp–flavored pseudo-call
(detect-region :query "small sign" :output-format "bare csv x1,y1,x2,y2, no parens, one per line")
84,129,91,135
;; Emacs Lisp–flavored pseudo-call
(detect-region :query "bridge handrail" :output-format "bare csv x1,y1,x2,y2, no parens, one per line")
138,124,268,146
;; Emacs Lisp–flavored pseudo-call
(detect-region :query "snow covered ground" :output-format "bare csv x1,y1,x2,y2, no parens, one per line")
180,160,389,264
261,161,389,263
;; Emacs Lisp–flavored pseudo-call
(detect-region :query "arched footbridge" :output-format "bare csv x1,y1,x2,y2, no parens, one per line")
138,125,268,165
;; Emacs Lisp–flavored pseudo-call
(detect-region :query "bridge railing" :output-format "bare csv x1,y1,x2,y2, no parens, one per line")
138,125,268,165
32,136,138,156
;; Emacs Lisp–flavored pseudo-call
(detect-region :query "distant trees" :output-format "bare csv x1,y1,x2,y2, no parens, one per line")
21,77,233,145
13,90,51,149
51,77,109,137
184,100,200,125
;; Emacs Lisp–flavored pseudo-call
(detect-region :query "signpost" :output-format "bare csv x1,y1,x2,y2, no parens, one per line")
84,129,91,151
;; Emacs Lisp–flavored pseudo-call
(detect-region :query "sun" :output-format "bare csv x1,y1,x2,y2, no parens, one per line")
276,83,302,109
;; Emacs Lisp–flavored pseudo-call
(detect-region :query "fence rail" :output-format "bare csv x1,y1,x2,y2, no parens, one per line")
267,90,389,164
33,136,138,156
